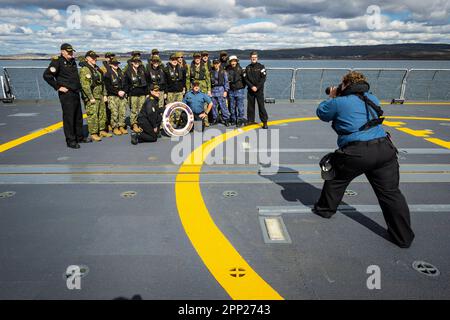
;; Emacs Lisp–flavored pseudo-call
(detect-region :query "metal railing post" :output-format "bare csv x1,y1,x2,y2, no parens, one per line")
290,69,297,103
399,69,410,100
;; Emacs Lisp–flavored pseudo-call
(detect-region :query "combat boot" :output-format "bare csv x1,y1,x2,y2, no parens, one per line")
100,130,113,138
108,125,113,132
120,127,128,135
91,134,102,142
113,128,122,136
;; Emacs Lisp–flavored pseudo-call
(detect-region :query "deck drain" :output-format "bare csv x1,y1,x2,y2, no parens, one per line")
63,265,89,280
229,267,246,278
0,191,16,199
121,191,137,199
412,261,440,277
344,189,357,196
223,190,238,198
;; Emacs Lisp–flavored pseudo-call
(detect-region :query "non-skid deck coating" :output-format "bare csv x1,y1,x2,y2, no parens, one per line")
0,99,449,299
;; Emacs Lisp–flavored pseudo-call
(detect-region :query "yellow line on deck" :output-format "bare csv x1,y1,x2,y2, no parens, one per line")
0,114,87,153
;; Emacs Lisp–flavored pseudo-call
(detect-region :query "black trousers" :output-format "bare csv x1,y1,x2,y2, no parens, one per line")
58,90,84,144
247,90,268,123
314,137,415,248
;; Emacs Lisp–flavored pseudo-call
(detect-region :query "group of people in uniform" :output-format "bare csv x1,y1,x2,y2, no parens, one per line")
43,43,269,148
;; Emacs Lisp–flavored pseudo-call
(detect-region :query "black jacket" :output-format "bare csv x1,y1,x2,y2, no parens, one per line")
104,68,125,96
244,62,266,92
226,64,246,91
43,55,81,92
146,65,167,92
123,65,148,96
164,63,185,93
138,96,162,134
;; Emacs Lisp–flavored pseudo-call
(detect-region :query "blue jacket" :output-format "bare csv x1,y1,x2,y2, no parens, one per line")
317,92,386,148
183,90,212,114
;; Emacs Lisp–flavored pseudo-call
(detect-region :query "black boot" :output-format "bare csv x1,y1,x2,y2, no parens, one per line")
131,133,139,145
262,122,268,129
67,141,80,149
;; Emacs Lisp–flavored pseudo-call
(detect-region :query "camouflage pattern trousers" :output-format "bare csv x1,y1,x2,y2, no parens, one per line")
129,95,146,126
165,92,184,125
85,98,107,135
107,96,127,128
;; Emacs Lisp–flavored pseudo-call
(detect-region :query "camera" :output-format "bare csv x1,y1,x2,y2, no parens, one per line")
325,83,344,96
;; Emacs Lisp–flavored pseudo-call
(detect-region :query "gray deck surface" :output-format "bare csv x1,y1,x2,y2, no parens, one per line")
0,99,449,299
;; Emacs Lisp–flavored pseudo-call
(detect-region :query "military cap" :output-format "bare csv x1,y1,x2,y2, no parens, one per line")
193,52,201,58
131,51,141,57
151,48,159,55
60,43,75,52
220,51,228,57
169,53,177,60
85,50,99,58
228,55,238,61
130,56,141,63
105,52,115,58
212,58,220,64
150,55,161,62
110,57,120,65
201,51,209,56
153,85,160,91
174,52,184,58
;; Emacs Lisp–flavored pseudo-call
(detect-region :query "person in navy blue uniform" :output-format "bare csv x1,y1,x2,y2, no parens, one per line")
43,43,88,148
313,71,415,248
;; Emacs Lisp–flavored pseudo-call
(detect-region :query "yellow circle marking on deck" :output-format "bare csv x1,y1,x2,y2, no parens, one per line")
175,115,450,300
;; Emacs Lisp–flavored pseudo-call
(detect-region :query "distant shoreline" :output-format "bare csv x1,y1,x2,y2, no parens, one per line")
1,43,449,61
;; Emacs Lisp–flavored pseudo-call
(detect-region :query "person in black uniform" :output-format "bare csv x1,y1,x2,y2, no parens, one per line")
43,43,89,148
313,71,415,248
130,88,163,145
243,51,268,129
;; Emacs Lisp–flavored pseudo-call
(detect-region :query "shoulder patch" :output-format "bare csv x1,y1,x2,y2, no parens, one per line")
86,74,91,79
49,67,57,73
152,107,155,112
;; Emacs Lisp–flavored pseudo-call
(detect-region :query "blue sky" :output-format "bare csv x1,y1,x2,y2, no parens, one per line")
0,0,449,55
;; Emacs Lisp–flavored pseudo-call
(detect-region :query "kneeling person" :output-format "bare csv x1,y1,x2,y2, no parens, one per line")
183,81,212,132
131,90,163,145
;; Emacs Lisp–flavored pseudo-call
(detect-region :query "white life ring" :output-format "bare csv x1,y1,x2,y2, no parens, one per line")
162,102,194,137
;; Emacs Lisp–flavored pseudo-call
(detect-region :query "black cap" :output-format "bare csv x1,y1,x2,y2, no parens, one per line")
85,50,99,58
212,58,220,64
220,51,228,57
60,43,75,52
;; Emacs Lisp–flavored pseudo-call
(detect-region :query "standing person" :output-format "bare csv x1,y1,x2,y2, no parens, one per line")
103,57,128,136
244,51,268,129
123,56,148,133
219,51,228,70
187,52,212,127
175,52,187,95
186,52,211,95
226,55,246,127
146,55,167,111
131,89,163,145
79,50,112,142
201,51,212,71
164,54,185,103
313,71,415,248
164,54,186,127
148,49,163,68
210,59,231,126
100,52,115,133
43,43,88,149
183,81,213,132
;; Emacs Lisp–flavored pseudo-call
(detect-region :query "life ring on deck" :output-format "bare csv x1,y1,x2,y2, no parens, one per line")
162,102,194,137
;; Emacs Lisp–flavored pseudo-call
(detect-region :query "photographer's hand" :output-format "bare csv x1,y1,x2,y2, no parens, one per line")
329,86,338,98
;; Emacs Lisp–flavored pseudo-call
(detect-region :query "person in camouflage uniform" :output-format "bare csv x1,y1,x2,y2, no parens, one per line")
103,57,128,136
99,52,115,132
79,50,112,141
186,52,211,127
146,55,166,111
123,56,149,133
